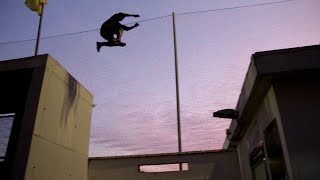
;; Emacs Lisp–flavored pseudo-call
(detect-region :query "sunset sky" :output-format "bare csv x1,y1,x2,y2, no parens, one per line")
1,0,319,157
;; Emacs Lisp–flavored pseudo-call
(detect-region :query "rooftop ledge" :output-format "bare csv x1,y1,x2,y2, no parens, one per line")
89,149,233,160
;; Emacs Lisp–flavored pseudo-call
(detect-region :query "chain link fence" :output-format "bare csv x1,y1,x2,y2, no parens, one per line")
1,0,319,157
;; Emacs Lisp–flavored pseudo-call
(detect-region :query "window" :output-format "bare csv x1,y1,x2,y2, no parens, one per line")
264,120,287,180
250,141,268,180
0,114,14,162
139,163,188,173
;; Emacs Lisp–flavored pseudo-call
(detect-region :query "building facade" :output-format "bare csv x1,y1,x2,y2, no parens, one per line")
224,45,320,180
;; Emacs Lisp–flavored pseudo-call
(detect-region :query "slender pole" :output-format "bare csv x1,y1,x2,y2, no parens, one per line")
172,12,182,171
35,4,44,56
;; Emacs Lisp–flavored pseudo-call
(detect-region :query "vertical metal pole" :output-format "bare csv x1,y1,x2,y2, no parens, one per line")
172,12,182,171
35,4,44,56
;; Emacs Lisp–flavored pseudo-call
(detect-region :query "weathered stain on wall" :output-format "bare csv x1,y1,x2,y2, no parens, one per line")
60,74,80,128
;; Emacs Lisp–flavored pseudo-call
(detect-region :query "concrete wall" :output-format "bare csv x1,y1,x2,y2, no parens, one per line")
274,78,320,180
24,55,93,180
89,150,241,180
237,79,320,180
225,45,320,180
236,86,288,180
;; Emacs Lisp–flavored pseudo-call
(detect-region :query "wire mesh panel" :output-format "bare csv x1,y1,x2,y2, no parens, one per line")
0,40,36,60
0,0,319,157
175,0,320,151
176,11,244,151
86,17,178,156
39,16,177,156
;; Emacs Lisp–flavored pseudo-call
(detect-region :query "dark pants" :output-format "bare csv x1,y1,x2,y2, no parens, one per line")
100,24,124,42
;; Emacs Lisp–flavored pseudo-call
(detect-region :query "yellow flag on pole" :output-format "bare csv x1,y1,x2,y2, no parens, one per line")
25,0,47,16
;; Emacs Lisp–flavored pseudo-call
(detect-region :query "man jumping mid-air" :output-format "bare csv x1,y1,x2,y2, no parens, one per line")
97,12,140,52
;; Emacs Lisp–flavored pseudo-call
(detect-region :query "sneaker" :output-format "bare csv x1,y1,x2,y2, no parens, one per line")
96,42,102,52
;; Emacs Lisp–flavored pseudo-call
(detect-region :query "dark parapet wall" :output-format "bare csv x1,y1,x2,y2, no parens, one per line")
89,150,241,180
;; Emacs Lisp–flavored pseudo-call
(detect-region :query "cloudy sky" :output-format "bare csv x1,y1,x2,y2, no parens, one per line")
1,0,319,157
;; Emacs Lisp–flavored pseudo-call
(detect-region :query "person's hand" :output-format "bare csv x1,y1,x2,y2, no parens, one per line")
133,14,140,18
134,23,139,27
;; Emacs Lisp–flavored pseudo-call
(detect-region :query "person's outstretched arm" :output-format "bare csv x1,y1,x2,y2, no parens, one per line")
119,12,140,18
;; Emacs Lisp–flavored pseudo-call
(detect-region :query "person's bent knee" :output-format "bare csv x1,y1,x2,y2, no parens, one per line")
101,32,114,41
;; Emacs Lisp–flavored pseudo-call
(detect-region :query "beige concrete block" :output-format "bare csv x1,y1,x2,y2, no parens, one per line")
38,70,72,147
71,151,89,180
26,55,92,180
25,135,72,180
26,135,89,180
46,55,68,82
72,97,92,155
33,61,50,136
34,56,93,153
